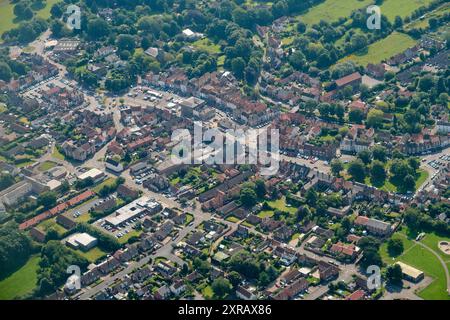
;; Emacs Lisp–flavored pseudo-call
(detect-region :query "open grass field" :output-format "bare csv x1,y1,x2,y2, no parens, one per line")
404,3,450,30
0,0,16,40
37,217,68,237
192,38,221,54
257,210,274,218
402,245,449,300
380,0,435,22
380,229,450,300
421,232,450,262
0,255,39,300
118,229,142,244
0,0,61,41
340,32,417,67
296,0,372,25
266,196,297,214
38,160,57,172
74,247,107,263
93,177,116,193
51,147,65,160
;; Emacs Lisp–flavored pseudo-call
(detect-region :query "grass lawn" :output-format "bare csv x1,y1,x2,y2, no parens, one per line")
0,103,6,113
380,0,435,22
93,177,116,193
225,215,240,223
380,229,449,300
118,229,142,244
296,0,373,25
38,160,57,172
0,0,16,41
404,3,450,30
257,210,274,218
365,168,428,193
0,0,60,42
267,196,297,214
0,255,40,300
52,147,65,160
36,218,67,237
192,38,221,54
421,232,450,262
380,230,415,263
402,245,449,300
185,213,194,225
74,211,92,223
74,247,107,263
339,32,417,67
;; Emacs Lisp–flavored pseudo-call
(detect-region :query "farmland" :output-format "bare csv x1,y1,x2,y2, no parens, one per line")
296,0,372,26
339,32,417,66
380,0,435,22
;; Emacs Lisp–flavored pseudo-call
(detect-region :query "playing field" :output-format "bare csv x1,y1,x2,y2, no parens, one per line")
380,0,435,21
0,0,61,41
340,32,417,66
0,255,40,300
297,0,373,25
380,230,450,300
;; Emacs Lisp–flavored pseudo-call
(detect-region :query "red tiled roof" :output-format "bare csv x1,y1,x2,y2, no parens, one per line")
335,72,362,87
345,289,365,300
19,190,95,230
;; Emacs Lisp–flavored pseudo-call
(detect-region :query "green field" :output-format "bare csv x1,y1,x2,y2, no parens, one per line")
225,215,240,223
421,233,450,262
267,196,297,214
340,32,417,66
0,0,16,39
257,210,274,218
366,168,428,193
52,147,65,160
380,230,450,300
0,255,40,300
118,229,142,244
405,3,450,30
74,247,106,263
38,160,57,172
297,0,372,25
93,177,116,193
192,38,221,54
0,0,61,40
380,0,435,22
37,218,68,237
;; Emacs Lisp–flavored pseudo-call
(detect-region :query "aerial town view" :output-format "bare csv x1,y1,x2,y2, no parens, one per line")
0,0,449,308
